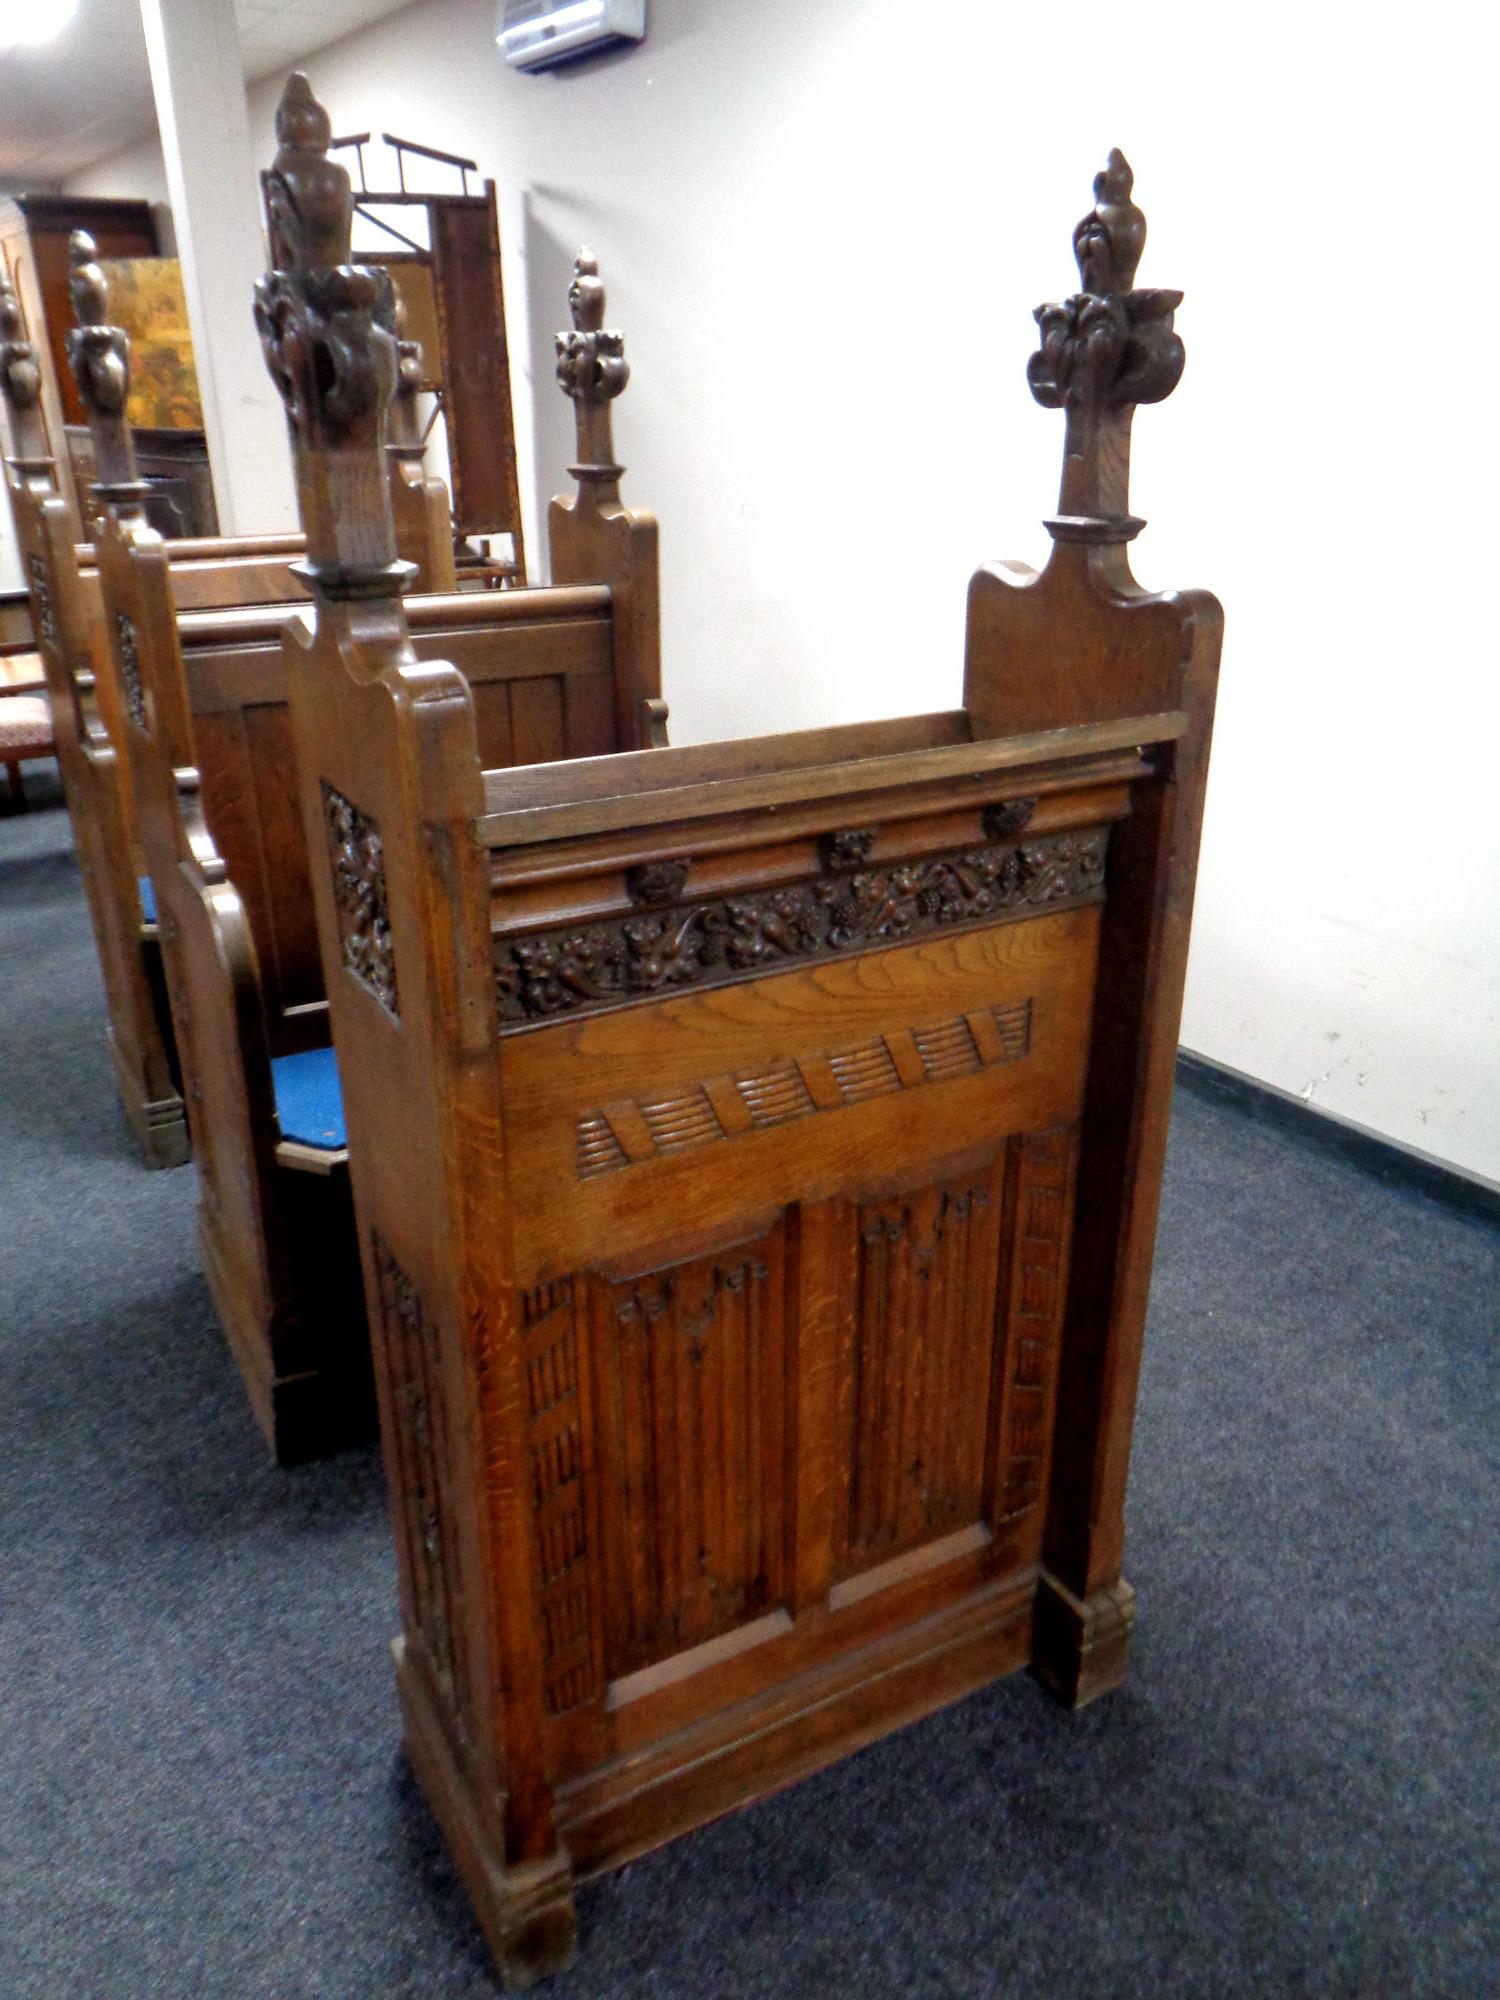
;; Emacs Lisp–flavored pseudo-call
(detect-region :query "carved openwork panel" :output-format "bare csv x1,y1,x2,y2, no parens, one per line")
521,1280,604,1717
836,1159,1007,1579
993,1129,1076,1526
26,554,56,649
115,612,145,729
495,825,1107,1026
322,782,398,1017
590,1228,787,1679
373,1236,473,1734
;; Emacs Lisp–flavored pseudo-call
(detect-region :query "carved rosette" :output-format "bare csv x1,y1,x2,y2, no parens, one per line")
323,783,399,1016
494,824,1108,1026
1026,150,1184,417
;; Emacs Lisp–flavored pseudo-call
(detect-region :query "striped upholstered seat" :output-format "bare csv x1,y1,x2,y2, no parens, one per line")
0,694,56,807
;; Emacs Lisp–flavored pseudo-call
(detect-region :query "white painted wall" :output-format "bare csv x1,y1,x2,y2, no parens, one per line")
64,0,1500,1184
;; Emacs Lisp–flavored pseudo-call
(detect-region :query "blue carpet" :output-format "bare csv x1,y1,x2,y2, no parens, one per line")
1,777,1495,1998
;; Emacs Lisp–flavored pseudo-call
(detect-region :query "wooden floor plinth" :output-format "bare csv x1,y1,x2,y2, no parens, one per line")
1029,1571,1136,1710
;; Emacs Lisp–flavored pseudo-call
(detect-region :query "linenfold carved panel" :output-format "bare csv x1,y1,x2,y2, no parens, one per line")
494,826,1107,1026
836,1161,1007,1578
575,1000,1033,1180
373,1236,471,1732
521,1280,603,1717
995,1129,1076,1524
592,1230,787,1678
322,782,399,1017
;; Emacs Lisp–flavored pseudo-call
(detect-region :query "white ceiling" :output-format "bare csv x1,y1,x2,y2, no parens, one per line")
0,0,414,186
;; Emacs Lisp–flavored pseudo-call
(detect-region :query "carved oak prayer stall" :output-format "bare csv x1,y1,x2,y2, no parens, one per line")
0,265,188,1163
274,127,1220,1985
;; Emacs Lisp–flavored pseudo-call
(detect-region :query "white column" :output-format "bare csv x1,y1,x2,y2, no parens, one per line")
138,0,297,534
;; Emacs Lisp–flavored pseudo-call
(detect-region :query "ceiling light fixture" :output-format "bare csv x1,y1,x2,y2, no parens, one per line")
0,0,81,52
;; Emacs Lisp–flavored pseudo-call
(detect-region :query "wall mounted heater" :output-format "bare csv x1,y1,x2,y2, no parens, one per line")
497,0,646,73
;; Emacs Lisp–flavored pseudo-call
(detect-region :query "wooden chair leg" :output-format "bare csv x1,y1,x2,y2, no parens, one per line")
6,760,24,806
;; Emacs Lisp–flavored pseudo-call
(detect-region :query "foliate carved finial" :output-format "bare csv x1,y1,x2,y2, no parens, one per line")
556,251,629,496
64,231,142,495
65,231,130,421
556,251,629,407
256,74,399,454
0,268,45,454
1028,150,1185,535
0,270,39,406
1028,150,1183,421
388,290,425,454
255,73,404,589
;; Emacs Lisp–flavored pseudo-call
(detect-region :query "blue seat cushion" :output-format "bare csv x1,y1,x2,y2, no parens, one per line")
138,876,156,924
271,1045,346,1150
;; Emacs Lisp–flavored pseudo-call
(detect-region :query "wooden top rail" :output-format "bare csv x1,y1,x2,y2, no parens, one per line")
478,709,1185,847
73,532,306,565
176,582,613,650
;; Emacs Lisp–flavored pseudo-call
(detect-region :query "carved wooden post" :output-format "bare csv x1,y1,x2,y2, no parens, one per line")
66,234,198,776
65,230,160,550
387,292,457,593
963,153,1223,1705
549,250,666,748
1026,148,1185,543
0,270,49,469
257,72,575,1981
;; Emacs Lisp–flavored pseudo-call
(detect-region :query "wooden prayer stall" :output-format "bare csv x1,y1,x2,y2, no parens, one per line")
68,81,663,1463
0,254,332,1165
0,265,187,1163
267,103,1221,1986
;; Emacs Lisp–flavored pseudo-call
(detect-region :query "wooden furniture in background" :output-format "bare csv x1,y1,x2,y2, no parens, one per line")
311,124,527,574
268,113,1221,1985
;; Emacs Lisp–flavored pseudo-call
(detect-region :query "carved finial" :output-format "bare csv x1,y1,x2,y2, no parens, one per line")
255,72,405,593
388,290,425,455
1028,150,1185,540
556,250,629,497
64,231,142,494
0,267,48,464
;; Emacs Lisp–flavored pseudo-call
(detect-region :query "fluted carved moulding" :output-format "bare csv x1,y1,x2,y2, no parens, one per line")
1028,150,1185,542
255,71,407,593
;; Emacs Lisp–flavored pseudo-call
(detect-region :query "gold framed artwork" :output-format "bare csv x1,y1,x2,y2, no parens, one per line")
97,257,204,430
